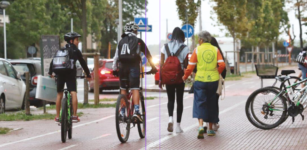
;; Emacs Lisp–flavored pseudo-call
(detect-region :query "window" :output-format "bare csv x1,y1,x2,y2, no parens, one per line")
11,63,36,77
4,62,16,79
105,62,113,69
0,61,7,76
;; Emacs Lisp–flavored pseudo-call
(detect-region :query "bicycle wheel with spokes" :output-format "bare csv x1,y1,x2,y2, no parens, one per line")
245,88,287,130
61,98,68,143
137,92,146,138
68,99,73,139
115,94,130,143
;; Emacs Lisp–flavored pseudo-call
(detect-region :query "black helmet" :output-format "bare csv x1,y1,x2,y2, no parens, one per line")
64,32,81,42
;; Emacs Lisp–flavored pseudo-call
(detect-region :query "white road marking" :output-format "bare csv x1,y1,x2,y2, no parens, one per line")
0,115,115,148
147,117,158,122
91,134,111,140
142,100,246,150
59,144,76,150
184,106,192,109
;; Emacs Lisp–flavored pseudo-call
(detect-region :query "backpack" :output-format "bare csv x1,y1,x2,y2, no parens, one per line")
161,44,185,85
118,34,140,63
296,51,306,64
52,48,74,74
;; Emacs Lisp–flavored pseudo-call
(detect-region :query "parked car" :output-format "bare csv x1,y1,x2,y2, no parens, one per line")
0,58,26,113
88,59,119,92
8,59,52,107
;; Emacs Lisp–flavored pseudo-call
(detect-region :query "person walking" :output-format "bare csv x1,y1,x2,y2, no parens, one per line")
182,31,225,139
159,27,189,133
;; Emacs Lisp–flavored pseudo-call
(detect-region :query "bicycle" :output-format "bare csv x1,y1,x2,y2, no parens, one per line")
56,76,85,143
245,76,307,130
115,68,154,143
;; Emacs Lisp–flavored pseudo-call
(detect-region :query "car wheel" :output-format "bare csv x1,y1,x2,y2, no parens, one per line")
0,96,5,114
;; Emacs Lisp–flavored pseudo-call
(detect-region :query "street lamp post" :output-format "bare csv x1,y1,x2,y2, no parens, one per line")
67,12,76,32
0,1,10,59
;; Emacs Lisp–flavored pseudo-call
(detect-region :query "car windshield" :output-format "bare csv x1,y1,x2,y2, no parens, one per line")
105,62,113,69
12,63,35,77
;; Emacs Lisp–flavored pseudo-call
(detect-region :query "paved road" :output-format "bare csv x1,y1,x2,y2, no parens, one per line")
1,65,306,149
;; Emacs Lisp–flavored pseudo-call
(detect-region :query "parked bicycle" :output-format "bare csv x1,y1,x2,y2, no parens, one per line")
245,76,307,130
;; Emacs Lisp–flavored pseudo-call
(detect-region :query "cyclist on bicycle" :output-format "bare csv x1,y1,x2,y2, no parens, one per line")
113,21,157,122
48,32,91,123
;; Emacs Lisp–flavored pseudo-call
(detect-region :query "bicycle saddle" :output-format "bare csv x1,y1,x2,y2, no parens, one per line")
281,70,295,76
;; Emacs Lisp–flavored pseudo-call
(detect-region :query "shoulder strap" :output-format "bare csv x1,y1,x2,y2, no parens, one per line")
174,45,186,57
164,44,171,57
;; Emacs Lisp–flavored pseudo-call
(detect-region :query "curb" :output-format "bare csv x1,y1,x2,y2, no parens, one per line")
144,88,190,93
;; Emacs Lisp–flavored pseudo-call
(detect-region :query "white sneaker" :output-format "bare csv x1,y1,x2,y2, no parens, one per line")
176,126,183,133
212,123,220,131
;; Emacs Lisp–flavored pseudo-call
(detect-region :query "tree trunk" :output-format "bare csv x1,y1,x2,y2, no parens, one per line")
81,0,88,105
297,0,303,48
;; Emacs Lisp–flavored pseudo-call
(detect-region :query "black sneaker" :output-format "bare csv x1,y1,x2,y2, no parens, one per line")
133,112,143,123
119,114,127,122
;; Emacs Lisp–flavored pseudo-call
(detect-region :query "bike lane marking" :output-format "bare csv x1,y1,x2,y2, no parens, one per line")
91,134,111,140
147,117,159,122
58,144,76,150
141,100,246,150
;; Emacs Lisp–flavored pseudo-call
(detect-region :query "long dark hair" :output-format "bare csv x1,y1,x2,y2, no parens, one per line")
171,27,185,43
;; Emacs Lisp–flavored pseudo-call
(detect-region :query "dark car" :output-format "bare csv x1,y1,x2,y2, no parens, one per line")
8,59,52,107
89,59,119,92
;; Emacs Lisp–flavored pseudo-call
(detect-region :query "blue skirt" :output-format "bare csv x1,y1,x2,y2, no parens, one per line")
193,81,219,123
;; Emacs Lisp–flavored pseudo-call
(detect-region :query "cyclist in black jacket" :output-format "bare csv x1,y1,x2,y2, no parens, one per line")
112,22,157,122
49,32,91,123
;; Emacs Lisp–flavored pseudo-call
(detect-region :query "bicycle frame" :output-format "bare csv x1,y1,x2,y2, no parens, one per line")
269,78,307,110
60,90,72,124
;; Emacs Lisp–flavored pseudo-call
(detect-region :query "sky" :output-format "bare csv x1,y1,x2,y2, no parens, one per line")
136,0,304,47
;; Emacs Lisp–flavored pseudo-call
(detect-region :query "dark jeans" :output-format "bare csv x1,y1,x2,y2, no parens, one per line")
166,82,185,123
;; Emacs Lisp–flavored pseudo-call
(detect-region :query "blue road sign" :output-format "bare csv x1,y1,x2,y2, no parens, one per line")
181,24,194,38
134,18,148,25
283,41,289,47
167,33,172,40
138,25,152,32
141,52,147,65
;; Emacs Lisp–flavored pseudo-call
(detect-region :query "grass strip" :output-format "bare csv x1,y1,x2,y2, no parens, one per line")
0,127,11,134
0,111,83,121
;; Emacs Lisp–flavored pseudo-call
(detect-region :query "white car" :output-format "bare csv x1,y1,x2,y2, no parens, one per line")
0,58,26,113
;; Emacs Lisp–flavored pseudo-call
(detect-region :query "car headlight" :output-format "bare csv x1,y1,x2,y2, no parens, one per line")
153,58,159,65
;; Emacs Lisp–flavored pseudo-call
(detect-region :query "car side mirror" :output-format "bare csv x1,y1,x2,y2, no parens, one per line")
17,72,22,80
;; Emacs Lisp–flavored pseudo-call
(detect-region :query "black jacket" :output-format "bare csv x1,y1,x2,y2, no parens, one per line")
48,43,91,77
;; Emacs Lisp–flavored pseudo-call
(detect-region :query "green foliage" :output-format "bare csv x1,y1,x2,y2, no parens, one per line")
176,0,201,26
213,0,251,39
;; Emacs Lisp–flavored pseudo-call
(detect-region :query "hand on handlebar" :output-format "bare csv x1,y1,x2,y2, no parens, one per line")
113,70,119,77
149,67,158,74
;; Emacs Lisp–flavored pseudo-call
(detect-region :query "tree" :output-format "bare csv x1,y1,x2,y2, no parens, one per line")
176,0,201,50
99,0,147,58
213,0,251,74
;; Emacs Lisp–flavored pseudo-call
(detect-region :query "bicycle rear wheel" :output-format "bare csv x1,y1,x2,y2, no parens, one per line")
68,99,73,139
137,92,146,138
115,94,130,143
245,88,287,130
61,98,68,143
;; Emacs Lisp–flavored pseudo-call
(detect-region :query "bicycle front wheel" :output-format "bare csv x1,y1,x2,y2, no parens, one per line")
68,99,73,139
245,88,287,130
137,92,146,138
115,94,130,143
61,98,68,143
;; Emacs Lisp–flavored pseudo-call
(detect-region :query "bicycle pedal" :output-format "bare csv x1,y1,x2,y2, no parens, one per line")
292,117,295,123
300,113,304,121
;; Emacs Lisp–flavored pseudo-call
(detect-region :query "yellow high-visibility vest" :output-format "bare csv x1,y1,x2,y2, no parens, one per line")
195,43,219,82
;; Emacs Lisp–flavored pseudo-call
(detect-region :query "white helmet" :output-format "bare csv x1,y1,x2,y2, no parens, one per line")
124,21,139,32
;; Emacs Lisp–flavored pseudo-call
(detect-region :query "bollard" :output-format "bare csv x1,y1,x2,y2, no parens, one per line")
25,72,31,115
